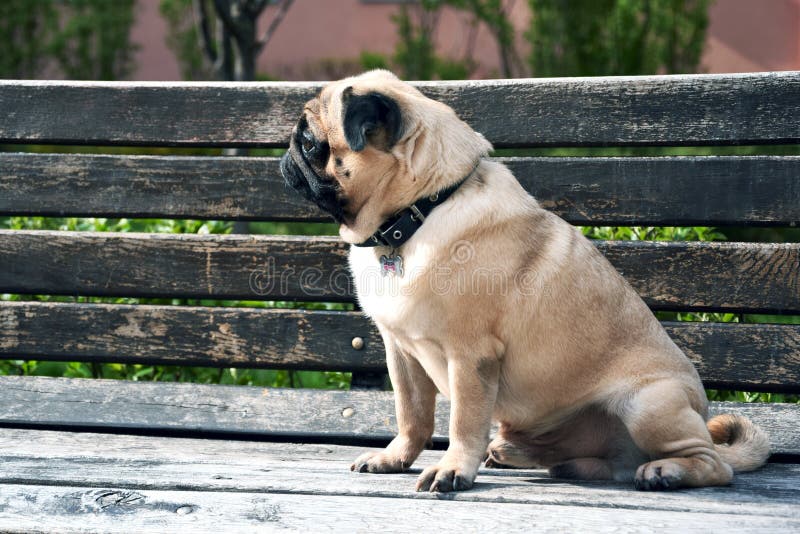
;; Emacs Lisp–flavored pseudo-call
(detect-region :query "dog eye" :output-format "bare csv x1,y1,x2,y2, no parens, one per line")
301,131,316,155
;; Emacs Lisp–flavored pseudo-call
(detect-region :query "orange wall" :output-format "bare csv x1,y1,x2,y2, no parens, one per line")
130,0,800,81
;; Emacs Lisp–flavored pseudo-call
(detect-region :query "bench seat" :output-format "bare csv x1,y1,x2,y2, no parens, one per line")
1,73,799,530
0,386,799,531
1,430,799,531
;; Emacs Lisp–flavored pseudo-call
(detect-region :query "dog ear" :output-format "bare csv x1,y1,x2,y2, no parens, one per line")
342,87,403,151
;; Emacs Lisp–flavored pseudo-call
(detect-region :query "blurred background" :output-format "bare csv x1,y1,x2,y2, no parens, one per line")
2,0,799,82
1,1,798,401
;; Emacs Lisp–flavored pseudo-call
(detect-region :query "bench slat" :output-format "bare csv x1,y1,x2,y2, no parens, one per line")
0,430,798,522
2,153,799,226
1,231,798,313
0,301,383,372
1,301,798,392
0,376,796,455
1,73,798,147
3,484,797,532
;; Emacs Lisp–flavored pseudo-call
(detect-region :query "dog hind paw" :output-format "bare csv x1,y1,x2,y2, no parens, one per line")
634,461,682,491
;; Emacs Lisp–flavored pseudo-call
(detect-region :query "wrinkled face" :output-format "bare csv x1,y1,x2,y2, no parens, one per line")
280,71,406,243
280,70,491,244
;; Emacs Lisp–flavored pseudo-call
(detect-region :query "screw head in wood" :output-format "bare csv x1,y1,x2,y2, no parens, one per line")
351,337,365,350
342,407,355,418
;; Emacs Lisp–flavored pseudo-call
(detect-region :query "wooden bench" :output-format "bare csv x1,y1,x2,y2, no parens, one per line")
0,72,799,530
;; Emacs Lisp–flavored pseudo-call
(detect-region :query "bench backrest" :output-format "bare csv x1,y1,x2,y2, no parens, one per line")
0,73,798,407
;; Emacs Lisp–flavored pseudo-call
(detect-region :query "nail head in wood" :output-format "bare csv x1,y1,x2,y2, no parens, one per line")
351,337,365,350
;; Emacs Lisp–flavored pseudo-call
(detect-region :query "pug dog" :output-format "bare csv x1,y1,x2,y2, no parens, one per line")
280,70,769,492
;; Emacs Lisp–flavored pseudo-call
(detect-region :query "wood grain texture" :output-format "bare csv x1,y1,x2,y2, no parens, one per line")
1,230,798,313
0,302,386,372
662,322,800,393
2,152,799,226
2,484,797,533
0,301,383,371
0,230,353,302
0,429,797,526
596,240,800,313
1,301,798,392
0,376,796,455
1,73,798,147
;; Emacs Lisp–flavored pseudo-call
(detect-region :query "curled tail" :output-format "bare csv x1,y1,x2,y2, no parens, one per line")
707,414,770,472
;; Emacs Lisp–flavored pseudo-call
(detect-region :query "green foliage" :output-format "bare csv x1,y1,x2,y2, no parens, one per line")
440,0,521,76
0,0,137,80
527,0,712,76
0,0,58,78
582,226,725,242
707,390,798,404
51,0,137,80
581,226,725,241
0,216,232,234
359,51,390,72
434,58,471,80
160,0,211,80
392,4,439,80
446,0,514,47
390,3,471,80
0,358,350,389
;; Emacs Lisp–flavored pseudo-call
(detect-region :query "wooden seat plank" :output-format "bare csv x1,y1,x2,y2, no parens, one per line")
2,230,798,313
2,153,799,226
1,301,799,392
0,376,796,455
1,73,798,148
0,429,798,522
2,483,797,533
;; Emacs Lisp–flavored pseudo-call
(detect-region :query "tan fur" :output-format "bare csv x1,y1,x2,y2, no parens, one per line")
294,70,770,492
707,414,771,472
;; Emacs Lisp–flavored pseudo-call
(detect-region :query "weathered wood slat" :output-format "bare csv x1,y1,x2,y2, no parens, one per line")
2,152,799,226
0,376,796,455
0,301,383,372
1,230,798,313
0,230,352,302
1,73,798,147
665,322,800,393
0,429,798,520
601,240,800,313
1,301,798,392
3,484,797,533
505,156,800,227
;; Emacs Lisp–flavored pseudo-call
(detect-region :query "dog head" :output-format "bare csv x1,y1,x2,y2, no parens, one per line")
280,70,492,244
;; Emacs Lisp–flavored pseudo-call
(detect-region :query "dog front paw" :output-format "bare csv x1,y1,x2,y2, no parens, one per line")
415,460,477,492
350,450,409,474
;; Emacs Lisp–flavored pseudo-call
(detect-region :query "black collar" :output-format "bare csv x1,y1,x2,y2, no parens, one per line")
355,162,480,248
